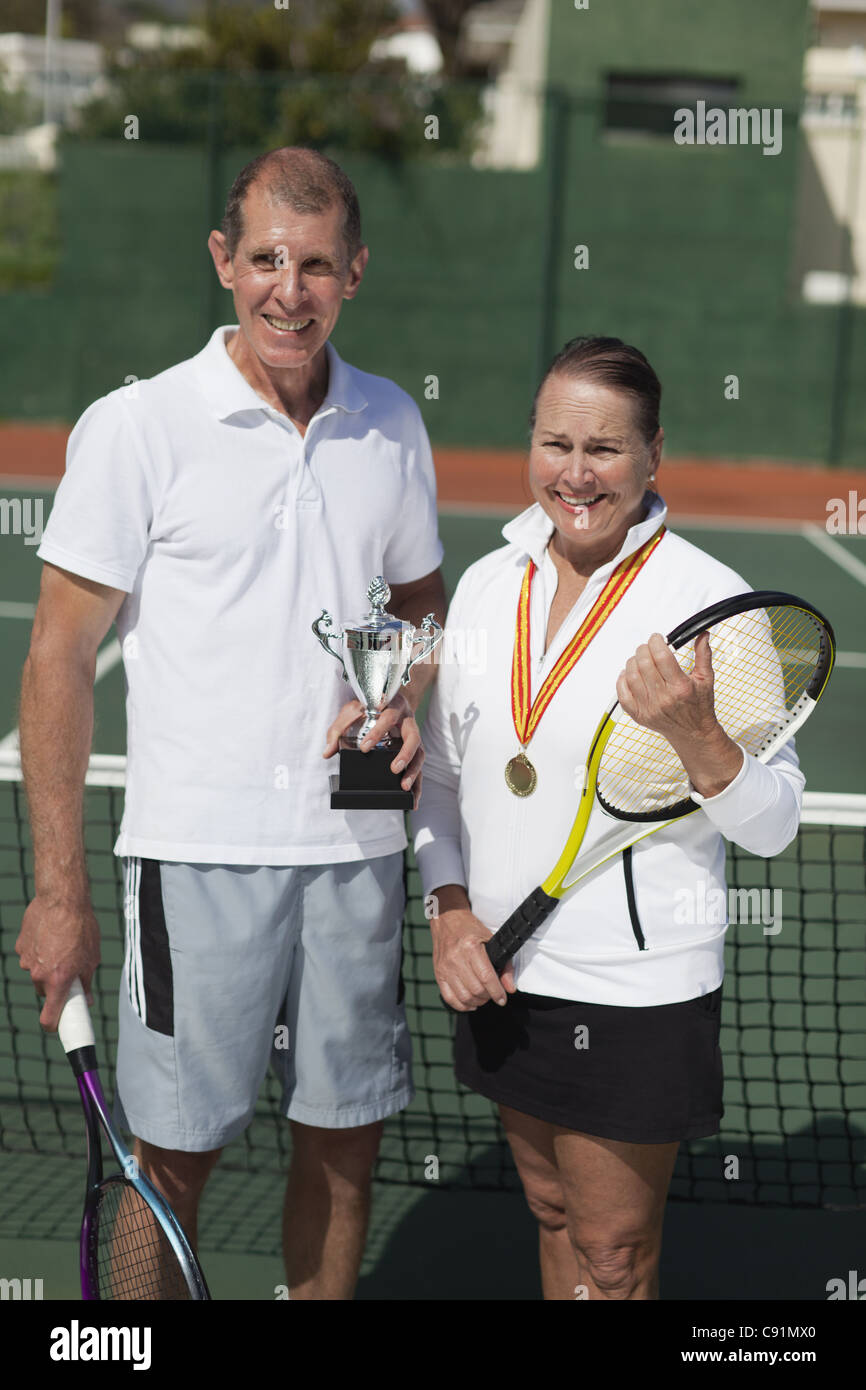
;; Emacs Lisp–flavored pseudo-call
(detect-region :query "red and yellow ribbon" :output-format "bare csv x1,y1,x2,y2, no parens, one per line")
511,527,666,748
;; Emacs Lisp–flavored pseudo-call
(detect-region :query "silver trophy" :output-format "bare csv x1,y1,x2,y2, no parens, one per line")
313,577,443,807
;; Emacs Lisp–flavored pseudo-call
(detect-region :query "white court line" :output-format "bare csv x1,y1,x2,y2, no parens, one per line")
437,504,863,538
437,500,521,519
436,503,817,529
0,749,126,784
94,639,123,682
0,638,123,752
802,523,866,588
1,518,861,751
668,513,810,535
438,507,866,600
0,601,37,619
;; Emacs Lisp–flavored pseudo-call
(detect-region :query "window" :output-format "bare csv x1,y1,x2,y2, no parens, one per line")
605,74,740,139
802,89,858,124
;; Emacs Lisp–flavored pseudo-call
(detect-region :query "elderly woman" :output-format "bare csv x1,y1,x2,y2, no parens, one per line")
412,337,803,1301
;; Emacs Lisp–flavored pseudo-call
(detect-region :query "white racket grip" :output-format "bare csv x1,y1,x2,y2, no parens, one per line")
58,979,95,1054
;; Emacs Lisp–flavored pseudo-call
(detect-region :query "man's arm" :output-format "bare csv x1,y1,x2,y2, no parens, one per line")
16,563,126,1029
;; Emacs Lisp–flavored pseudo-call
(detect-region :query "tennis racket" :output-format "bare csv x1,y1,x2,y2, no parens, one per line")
485,590,835,973
57,978,210,1300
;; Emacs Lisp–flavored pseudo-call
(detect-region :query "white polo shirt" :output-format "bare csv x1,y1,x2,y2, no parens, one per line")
37,326,444,864
412,495,804,1006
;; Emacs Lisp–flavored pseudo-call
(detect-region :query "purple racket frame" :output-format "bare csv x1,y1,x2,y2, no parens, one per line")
59,983,210,1301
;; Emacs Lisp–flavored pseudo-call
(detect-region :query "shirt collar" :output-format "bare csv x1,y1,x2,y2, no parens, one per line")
501,493,668,576
194,326,368,421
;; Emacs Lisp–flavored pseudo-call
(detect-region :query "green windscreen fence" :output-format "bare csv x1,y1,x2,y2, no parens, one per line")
1,74,865,465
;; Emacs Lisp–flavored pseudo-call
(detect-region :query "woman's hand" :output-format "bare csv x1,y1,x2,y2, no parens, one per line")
429,885,516,1011
616,630,744,798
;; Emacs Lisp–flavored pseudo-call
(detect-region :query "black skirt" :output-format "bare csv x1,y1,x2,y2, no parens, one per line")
454,986,724,1145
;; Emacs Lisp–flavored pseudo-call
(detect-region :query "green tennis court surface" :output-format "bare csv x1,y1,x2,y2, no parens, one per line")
1,497,864,1299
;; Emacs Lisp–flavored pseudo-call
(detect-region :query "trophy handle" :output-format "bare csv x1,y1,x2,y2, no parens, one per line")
312,610,349,682
402,613,443,685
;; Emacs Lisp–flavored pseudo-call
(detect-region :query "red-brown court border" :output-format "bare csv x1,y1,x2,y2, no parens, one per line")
0,425,863,524
432,449,866,525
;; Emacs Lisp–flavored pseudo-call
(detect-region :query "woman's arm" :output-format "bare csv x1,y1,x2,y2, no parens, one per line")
413,753,517,1009
411,575,517,1008
688,739,803,857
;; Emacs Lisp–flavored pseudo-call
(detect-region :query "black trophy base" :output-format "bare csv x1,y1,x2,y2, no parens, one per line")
329,746,412,810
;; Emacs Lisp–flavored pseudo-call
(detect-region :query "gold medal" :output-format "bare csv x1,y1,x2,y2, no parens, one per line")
505,752,537,797
507,527,666,797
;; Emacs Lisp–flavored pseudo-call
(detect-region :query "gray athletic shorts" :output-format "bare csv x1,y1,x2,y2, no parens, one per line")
113,853,413,1151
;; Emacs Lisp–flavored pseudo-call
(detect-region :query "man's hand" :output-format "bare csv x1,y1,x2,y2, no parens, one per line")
16,896,101,1031
428,884,516,1010
323,691,425,808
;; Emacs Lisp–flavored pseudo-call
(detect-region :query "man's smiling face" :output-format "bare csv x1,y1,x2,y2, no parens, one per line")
210,182,368,372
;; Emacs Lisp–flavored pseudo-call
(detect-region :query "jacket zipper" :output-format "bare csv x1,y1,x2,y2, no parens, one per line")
622,846,647,951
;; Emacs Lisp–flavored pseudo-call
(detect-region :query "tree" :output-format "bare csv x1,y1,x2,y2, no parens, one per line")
74,1,401,143
164,1,398,74
73,0,482,157
0,77,39,134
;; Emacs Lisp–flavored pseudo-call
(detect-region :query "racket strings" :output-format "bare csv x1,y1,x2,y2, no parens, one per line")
93,1180,193,1300
597,606,824,816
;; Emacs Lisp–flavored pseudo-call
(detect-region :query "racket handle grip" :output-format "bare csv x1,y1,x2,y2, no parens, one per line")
485,888,559,975
58,978,96,1054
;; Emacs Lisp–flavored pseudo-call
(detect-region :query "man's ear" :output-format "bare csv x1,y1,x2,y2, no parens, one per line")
343,244,369,301
208,230,234,290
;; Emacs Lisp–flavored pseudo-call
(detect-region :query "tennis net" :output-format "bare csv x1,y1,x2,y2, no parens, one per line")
1,751,864,1220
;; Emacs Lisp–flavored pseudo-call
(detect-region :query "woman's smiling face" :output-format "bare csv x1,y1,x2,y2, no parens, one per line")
528,373,663,570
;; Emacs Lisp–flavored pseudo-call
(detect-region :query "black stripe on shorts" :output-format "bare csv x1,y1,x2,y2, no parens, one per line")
138,859,175,1037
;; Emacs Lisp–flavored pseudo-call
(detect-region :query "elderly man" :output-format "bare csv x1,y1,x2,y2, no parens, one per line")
16,147,446,1299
